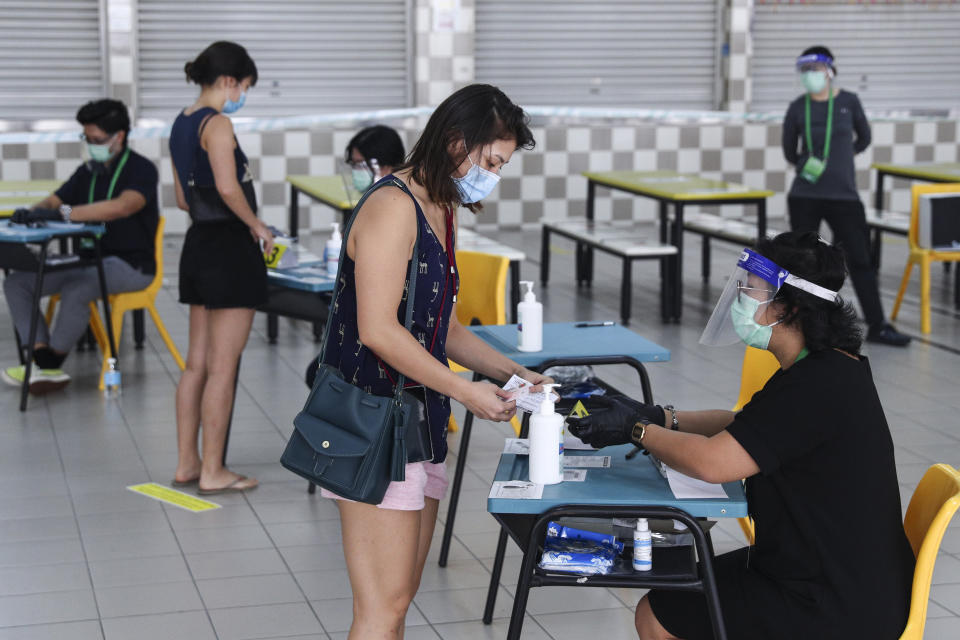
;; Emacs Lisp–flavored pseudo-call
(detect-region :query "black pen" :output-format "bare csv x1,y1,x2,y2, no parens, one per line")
574,321,615,328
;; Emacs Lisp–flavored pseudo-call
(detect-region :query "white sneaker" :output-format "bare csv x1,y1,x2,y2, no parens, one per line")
1,365,71,394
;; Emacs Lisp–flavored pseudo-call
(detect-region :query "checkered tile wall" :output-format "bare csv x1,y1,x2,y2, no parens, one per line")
2,116,954,235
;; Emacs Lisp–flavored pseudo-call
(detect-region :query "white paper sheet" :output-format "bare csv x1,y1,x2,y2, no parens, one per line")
503,438,530,454
563,469,587,482
502,375,559,414
489,481,544,500
564,455,611,468
664,465,728,499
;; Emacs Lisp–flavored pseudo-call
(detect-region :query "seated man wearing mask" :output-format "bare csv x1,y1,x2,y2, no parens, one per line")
344,124,405,192
2,99,158,393
568,232,913,640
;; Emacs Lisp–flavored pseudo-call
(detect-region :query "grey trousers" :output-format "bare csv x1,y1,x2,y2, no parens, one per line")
3,256,153,353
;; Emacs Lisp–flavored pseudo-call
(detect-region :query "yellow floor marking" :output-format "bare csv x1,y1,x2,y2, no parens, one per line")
127,483,221,512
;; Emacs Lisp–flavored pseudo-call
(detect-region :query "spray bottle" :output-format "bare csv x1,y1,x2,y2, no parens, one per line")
325,222,342,277
528,383,562,485
517,281,542,352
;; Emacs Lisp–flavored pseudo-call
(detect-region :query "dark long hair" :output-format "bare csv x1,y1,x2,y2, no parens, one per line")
345,125,405,168
184,41,258,87
758,231,862,354
401,84,534,212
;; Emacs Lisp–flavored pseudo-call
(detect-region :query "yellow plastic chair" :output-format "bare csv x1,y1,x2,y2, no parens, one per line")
899,464,960,639
732,346,781,544
891,183,960,334
47,217,185,388
447,250,521,436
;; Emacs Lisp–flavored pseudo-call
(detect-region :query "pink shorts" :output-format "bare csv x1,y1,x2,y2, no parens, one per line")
320,461,449,511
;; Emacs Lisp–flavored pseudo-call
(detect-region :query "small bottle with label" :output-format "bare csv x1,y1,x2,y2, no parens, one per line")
325,222,342,277
103,358,121,398
517,281,542,352
633,518,652,572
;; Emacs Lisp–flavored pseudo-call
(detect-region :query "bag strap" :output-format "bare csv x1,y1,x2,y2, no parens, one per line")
188,110,217,186
317,177,421,404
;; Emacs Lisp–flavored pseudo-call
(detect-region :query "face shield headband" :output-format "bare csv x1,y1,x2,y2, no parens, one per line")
699,248,841,347
796,53,834,72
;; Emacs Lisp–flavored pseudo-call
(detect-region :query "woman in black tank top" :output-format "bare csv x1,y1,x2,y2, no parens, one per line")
169,42,272,495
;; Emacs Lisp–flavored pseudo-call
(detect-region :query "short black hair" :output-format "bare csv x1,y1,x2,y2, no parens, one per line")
345,125,406,168
184,41,258,87
76,99,130,145
801,45,837,75
401,84,535,213
758,231,862,354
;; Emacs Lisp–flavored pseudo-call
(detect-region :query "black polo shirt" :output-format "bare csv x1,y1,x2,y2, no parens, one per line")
727,348,914,638
55,148,159,274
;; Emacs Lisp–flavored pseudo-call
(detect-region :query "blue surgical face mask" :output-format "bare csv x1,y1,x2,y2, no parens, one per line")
453,154,501,204
351,167,373,192
222,91,246,114
801,70,828,94
730,294,780,350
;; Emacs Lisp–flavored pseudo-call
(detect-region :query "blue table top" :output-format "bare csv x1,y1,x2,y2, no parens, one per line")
267,264,336,293
469,322,670,366
488,445,747,518
0,221,105,243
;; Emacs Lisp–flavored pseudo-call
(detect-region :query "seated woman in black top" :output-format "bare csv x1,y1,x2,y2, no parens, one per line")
569,232,914,640
2,99,157,393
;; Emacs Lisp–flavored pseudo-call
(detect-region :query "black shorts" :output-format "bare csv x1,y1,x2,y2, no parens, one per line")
648,547,808,640
179,221,268,309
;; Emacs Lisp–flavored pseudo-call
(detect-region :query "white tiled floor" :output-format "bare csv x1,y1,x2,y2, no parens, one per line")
0,227,958,639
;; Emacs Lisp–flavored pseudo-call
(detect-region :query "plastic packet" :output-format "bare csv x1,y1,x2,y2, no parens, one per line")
542,365,595,385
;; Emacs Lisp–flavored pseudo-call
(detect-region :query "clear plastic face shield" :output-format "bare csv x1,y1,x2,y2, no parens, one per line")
796,53,834,94
700,248,841,348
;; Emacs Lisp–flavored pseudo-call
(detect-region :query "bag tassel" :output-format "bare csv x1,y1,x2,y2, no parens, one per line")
391,409,406,482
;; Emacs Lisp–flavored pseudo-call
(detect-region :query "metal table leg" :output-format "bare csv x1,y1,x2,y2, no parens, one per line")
438,371,481,567
509,260,521,324
289,184,300,239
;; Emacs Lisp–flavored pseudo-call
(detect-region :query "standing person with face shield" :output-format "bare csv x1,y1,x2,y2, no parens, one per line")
320,84,552,638
169,41,273,494
2,99,157,393
567,232,914,640
782,45,910,346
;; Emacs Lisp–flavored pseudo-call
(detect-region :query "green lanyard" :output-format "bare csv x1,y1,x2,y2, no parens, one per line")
804,91,834,162
87,148,131,203
795,347,810,363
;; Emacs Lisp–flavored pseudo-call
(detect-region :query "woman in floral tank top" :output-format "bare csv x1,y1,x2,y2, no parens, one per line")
326,84,550,638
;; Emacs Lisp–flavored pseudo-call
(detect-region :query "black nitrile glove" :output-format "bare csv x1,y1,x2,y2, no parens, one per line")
11,207,61,225
566,395,662,449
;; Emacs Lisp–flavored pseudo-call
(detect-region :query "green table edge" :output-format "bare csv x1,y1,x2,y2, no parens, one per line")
583,171,774,202
286,175,355,211
870,163,960,184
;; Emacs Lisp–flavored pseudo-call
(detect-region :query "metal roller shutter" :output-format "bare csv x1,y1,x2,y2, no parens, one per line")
475,0,720,109
0,0,107,122
136,0,412,119
752,2,960,113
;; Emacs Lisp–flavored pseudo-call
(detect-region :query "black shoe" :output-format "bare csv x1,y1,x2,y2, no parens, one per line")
866,323,912,347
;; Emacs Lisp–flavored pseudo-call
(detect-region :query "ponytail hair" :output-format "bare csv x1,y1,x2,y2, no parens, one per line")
184,41,258,87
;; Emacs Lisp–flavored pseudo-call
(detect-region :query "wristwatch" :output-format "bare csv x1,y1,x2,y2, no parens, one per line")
663,404,679,431
59,204,72,222
630,420,649,449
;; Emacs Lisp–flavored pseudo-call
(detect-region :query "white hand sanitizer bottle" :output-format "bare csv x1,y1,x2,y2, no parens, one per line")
104,358,121,398
517,281,542,352
633,518,652,571
325,222,342,277
528,383,562,485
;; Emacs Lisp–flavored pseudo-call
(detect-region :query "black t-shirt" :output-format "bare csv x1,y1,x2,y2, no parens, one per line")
727,349,914,638
55,149,159,274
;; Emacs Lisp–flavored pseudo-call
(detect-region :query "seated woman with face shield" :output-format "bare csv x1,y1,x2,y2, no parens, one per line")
568,231,914,640
345,125,405,193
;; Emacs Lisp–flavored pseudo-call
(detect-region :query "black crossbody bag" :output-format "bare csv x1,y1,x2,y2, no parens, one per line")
187,113,258,224
280,178,432,504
